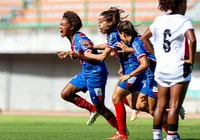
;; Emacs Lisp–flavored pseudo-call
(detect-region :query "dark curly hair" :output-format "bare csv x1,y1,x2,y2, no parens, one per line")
63,11,82,34
117,20,139,39
158,0,187,12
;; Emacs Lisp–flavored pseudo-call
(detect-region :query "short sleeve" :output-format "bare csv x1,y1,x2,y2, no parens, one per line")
107,33,117,49
79,39,92,53
181,19,194,35
132,40,146,62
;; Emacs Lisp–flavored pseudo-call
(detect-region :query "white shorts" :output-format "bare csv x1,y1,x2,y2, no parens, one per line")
155,74,191,87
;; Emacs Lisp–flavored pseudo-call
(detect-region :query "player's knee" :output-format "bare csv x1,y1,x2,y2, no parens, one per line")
61,91,71,101
169,108,179,114
112,95,121,104
157,100,167,109
136,102,148,111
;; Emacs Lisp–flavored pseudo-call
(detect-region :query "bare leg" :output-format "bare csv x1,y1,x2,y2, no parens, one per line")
167,81,189,139
153,84,169,140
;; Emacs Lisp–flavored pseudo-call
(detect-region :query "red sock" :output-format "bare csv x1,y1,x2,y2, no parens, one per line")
122,98,129,106
114,102,127,135
75,97,95,112
107,117,119,131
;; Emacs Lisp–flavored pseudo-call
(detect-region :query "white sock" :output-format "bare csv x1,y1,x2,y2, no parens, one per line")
153,129,162,140
167,134,179,140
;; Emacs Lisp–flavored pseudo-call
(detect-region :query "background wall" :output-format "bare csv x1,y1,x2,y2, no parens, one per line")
0,53,200,113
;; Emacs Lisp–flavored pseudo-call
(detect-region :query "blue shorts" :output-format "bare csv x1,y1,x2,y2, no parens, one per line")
70,72,107,104
141,77,157,98
118,74,145,93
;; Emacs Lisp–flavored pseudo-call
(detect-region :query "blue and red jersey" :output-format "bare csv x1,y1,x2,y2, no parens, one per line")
106,29,146,74
71,32,108,86
133,37,157,98
134,37,156,77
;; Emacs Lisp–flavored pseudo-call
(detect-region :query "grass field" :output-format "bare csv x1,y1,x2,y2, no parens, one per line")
0,115,200,140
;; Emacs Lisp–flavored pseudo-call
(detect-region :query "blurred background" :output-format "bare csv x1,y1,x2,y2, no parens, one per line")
0,0,200,114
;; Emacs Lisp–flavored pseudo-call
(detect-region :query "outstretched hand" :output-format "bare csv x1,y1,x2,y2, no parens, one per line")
68,51,79,60
116,41,132,53
57,51,70,59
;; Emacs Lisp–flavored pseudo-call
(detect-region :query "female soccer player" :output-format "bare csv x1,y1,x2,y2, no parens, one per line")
141,0,197,139
57,11,119,131
116,20,157,117
84,7,148,140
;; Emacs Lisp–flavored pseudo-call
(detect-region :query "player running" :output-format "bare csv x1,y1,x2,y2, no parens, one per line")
84,7,148,140
57,11,119,130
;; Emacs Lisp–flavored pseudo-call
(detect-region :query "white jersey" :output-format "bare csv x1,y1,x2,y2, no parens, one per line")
150,14,194,83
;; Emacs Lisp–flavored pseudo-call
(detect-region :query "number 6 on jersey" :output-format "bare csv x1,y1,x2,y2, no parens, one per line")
163,29,171,53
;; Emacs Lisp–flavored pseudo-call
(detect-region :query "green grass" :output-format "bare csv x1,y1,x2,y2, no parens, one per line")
0,115,200,140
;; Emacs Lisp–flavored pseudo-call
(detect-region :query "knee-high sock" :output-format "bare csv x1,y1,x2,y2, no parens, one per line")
114,102,127,135
122,98,129,106
107,117,119,131
75,97,95,112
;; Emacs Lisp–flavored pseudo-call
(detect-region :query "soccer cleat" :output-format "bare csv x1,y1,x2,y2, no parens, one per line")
87,111,99,126
179,106,185,120
163,134,180,140
107,133,128,140
115,127,130,136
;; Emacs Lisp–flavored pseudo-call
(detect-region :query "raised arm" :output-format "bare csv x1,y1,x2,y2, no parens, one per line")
141,28,154,55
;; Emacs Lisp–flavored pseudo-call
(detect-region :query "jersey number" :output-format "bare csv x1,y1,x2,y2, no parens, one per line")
163,29,171,53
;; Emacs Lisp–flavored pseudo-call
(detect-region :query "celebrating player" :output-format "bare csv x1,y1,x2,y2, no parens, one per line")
58,11,119,131
84,7,148,140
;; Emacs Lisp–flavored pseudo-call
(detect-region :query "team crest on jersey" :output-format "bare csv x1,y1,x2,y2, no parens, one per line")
82,44,88,50
79,39,89,51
